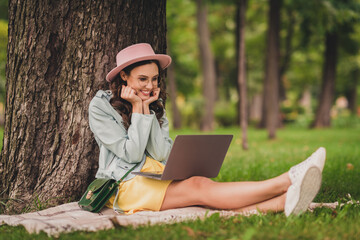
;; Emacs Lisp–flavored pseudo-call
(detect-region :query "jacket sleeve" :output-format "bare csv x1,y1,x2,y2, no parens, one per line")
145,111,173,162
89,98,153,164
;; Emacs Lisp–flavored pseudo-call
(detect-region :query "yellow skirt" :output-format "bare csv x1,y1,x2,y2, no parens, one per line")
105,157,172,214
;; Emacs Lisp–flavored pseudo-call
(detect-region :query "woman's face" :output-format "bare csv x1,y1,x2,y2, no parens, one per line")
121,62,159,101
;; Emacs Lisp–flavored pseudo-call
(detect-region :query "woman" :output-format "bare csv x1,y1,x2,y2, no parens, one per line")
88,43,326,216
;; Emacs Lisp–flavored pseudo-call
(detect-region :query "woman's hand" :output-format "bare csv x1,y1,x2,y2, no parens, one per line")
144,88,160,105
143,88,160,114
121,86,143,113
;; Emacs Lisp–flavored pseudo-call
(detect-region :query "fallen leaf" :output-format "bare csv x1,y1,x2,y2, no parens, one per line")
346,163,354,170
182,226,196,237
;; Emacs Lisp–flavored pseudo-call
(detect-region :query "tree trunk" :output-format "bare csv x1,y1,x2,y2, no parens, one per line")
346,68,358,115
312,31,338,128
166,44,182,129
196,0,216,131
249,94,262,122
0,0,167,213
261,0,281,138
236,0,248,150
279,7,295,102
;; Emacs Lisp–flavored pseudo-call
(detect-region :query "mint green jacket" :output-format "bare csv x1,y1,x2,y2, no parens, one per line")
88,90,173,182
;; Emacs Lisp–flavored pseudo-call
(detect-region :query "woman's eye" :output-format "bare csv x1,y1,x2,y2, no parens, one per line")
152,77,158,81
140,78,147,81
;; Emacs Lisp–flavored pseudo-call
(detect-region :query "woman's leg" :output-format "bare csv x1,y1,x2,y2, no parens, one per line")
236,193,286,213
160,172,291,211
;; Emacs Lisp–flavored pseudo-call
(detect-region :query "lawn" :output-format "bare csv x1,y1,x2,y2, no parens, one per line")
1,126,360,239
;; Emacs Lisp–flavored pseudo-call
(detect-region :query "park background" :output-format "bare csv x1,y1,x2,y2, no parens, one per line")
0,0,359,131
0,0,359,239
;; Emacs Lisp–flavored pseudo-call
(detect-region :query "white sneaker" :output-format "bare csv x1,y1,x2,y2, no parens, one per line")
289,147,326,184
285,165,322,217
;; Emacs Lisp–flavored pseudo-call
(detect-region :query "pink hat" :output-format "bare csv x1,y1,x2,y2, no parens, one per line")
106,43,172,82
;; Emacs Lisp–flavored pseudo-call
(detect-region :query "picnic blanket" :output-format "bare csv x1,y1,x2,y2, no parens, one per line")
0,202,342,236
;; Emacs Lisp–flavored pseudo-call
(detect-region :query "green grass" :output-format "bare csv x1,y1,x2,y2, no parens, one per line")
1,126,360,239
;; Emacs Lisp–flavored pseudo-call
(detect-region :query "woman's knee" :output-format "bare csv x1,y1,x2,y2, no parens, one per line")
185,177,216,206
186,176,214,192
161,177,214,210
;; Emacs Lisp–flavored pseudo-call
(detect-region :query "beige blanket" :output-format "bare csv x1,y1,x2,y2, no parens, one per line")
0,202,340,237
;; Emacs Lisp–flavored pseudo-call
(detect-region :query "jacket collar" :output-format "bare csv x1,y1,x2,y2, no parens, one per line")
96,90,112,102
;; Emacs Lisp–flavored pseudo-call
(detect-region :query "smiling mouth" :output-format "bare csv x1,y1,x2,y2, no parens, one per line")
140,90,151,96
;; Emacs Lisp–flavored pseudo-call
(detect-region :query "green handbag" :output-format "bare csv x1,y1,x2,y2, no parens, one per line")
78,163,139,213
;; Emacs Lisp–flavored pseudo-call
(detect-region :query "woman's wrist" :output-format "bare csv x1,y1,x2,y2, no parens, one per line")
143,102,150,115
132,102,143,113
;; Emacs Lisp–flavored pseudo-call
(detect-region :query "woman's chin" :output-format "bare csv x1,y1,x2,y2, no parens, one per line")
139,95,150,101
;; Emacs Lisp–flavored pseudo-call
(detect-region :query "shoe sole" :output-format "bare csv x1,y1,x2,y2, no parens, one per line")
314,147,326,172
292,166,322,215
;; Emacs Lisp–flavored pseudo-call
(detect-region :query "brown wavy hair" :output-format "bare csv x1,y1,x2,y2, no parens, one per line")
109,60,167,130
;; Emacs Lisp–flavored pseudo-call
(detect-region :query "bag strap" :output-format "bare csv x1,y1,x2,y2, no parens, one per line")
116,163,140,184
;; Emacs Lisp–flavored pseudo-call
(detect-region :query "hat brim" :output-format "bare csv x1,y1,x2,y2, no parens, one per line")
106,54,171,82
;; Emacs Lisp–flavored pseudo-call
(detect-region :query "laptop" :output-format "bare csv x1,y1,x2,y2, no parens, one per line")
132,135,233,180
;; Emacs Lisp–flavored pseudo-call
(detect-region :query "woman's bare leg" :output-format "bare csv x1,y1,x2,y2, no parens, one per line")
161,172,291,211
236,193,286,213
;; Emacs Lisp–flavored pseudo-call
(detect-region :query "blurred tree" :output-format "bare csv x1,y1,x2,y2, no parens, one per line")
196,0,216,131
0,0,7,20
208,1,236,101
243,1,267,124
167,0,201,128
346,69,358,114
312,31,338,127
311,0,360,127
0,19,6,104
165,0,359,129
167,41,182,129
0,0,7,106
167,0,199,98
0,0,168,213
336,22,360,115
278,3,296,101
261,0,281,139
235,0,248,149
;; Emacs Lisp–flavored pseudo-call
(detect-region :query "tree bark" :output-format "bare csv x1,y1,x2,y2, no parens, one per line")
196,0,216,131
0,0,167,213
312,31,338,128
236,0,248,150
261,0,281,138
